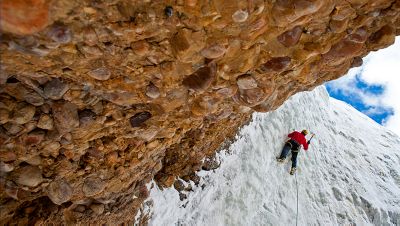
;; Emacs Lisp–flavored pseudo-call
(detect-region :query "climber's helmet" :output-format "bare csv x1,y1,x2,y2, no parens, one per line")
301,129,308,135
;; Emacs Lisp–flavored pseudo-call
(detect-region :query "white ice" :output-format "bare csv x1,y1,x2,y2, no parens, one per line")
146,86,400,226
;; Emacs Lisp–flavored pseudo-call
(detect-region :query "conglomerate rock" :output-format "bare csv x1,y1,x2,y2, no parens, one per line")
0,0,399,224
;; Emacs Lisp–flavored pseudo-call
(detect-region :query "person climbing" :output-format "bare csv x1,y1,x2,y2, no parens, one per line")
276,129,313,175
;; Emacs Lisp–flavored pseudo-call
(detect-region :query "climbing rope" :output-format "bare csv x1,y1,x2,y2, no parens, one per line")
295,170,299,226
293,133,314,226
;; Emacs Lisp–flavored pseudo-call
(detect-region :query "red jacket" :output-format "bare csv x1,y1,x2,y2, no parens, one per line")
288,131,309,151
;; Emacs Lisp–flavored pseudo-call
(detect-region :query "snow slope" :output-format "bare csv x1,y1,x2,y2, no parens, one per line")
146,86,400,226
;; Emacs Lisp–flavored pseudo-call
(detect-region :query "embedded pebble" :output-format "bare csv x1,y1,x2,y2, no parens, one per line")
237,74,258,90
52,102,79,134
83,177,105,197
277,26,303,47
164,6,173,17
42,142,61,158
105,151,118,166
260,57,292,73
351,57,363,67
79,109,97,126
25,155,42,166
0,109,10,124
201,44,226,59
0,151,17,162
90,204,105,215
0,0,49,35
88,67,111,81
182,65,215,92
37,114,54,130
174,180,185,192
145,82,160,99
189,173,201,185
130,112,152,127
24,92,44,106
131,41,150,56
14,166,43,187
47,24,72,44
232,9,248,23
47,179,73,205
3,122,24,135
24,130,45,146
0,162,14,173
12,103,35,124
44,78,69,100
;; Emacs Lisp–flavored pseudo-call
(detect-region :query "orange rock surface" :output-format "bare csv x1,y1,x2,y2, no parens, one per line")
0,0,399,224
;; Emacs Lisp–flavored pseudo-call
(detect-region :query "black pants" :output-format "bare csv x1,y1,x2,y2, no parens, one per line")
279,143,299,168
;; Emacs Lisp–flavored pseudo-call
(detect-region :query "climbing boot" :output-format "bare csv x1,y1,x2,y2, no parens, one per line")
290,167,296,175
276,157,285,163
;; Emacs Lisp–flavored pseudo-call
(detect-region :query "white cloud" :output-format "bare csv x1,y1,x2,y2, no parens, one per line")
362,106,391,117
327,36,400,136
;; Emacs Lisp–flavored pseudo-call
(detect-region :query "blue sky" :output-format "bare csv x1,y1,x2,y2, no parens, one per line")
326,74,394,124
325,36,400,136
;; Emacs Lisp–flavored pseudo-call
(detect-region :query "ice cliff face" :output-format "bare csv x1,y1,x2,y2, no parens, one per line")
147,86,400,225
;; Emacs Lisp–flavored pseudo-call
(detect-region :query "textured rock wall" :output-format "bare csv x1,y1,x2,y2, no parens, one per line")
0,0,399,224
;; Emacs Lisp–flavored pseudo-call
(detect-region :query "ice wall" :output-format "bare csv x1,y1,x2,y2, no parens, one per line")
147,86,400,225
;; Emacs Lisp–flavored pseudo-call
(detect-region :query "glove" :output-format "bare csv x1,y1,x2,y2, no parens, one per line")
307,140,310,145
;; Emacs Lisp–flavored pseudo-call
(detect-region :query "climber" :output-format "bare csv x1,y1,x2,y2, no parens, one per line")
276,129,313,175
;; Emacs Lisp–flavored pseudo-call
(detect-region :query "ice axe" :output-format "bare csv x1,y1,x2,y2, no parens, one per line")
308,133,315,144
